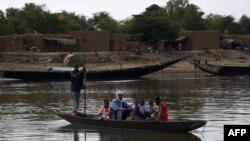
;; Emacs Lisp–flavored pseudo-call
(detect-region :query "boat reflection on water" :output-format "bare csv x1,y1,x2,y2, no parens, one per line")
58,124,202,141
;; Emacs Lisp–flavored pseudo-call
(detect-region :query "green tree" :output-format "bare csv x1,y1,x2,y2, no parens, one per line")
206,14,239,33
120,19,134,34
5,8,26,34
22,3,50,33
87,11,120,33
166,0,189,9
166,0,206,30
239,15,250,34
129,4,178,46
3,3,87,34
0,10,7,35
181,4,206,30
4,3,51,34
55,11,87,33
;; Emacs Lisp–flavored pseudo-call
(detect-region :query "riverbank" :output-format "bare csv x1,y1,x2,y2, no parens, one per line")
0,52,165,71
0,49,249,74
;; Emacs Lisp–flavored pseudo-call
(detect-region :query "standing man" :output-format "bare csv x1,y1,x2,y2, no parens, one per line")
71,63,85,114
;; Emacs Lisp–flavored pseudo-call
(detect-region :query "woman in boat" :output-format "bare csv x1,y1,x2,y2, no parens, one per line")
111,91,131,120
98,99,111,120
70,63,85,114
155,97,168,121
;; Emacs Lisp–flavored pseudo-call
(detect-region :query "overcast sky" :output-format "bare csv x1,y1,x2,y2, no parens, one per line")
0,0,249,20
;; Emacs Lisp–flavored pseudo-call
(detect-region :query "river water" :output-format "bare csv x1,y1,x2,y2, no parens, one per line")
0,73,249,141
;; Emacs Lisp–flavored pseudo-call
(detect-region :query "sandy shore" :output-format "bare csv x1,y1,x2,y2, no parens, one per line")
0,50,249,74
0,52,165,71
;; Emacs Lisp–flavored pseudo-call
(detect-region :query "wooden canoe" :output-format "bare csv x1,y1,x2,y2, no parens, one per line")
56,112,207,132
0,57,187,81
59,124,202,141
197,64,250,75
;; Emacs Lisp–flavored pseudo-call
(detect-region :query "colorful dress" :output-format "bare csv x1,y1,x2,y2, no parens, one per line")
159,101,168,121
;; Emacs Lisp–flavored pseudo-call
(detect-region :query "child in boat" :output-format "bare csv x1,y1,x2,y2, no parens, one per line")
138,99,148,119
148,100,158,120
129,99,140,120
155,97,168,121
98,99,111,120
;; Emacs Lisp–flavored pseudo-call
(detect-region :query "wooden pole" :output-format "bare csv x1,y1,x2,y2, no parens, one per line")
83,66,87,115
82,40,87,115
161,61,164,78
162,69,164,78
83,42,87,115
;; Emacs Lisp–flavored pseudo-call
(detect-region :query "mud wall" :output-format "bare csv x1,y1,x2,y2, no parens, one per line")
180,31,220,50
110,34,127,51
70,31,110,52
0,35,23,52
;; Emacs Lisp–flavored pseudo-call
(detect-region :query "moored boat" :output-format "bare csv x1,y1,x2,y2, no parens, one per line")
0,57,188,80
197,64,250,75
56,112,207,132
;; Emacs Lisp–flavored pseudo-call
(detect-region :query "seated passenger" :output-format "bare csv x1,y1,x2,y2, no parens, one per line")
138,99,148,119
155,97,168,121
130,99,140,120
148,100,157,119
98,99,111,120
111,91,131,120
